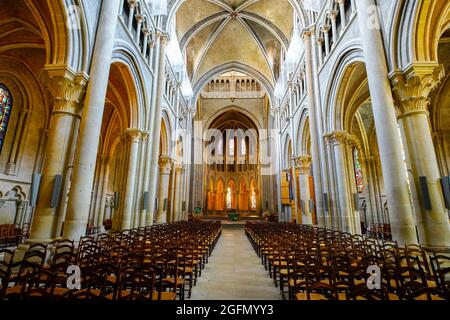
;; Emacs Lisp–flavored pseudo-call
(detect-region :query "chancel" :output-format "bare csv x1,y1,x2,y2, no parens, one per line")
0,0,449,302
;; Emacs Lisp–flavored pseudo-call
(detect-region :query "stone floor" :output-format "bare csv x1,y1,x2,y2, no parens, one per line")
189,226,281,300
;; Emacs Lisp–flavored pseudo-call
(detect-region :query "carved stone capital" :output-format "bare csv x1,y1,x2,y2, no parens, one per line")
157,31,170,44
159,156,173,172
135,14,144,23
142,28,150,37
321,25,331,33
302,29,312,42
41,65,89,115
140,131,149,142
125,128,142,142
323,130,349,145
329,10,339,19
175,164,185,174
127,0,137,9
390,63,445,118
294,156,312,174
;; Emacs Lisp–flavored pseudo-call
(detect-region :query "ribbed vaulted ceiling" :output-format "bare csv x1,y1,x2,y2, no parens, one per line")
175,0,294,86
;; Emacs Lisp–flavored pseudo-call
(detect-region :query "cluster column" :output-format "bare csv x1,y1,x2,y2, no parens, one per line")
146,32,169,224
63,0,121,241
120,129,141,230
173,165,185,221
155,156,173,223
325,131,354,233
29,66,88,243
356,0,417,244
302,29,325,226
391,64,450,248
97,155,110,228
295,156,313,225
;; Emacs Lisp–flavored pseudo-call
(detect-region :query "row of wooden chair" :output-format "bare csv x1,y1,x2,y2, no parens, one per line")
0,224,29,249
245,222,450,300
0,221,222,301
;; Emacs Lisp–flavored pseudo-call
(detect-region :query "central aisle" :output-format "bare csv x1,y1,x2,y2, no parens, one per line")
189,226,281,300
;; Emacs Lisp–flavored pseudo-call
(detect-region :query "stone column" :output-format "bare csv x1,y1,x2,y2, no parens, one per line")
135,131,148,227
146,32,169,225
337,0,347,28
63,0,121,241
127,0,136,31
29,66,88,243
350,0,356,12
56,111,82,238
180,168,187,220
360,155,377,231
302,29,325,226
324,135,339,230
317,37,324,66
391,64,450,248
91,154,108,227
142,28,149,58
356,0,417,244
14,201,26,228
120,129,141,230
288,82,299,222
346,136,361,234
155,156,173,223
329,11,338,44
325,131,354,233
433,132,449,176
135,14,143,43
322,25,330,56
296,156,313,225
112,135,128,232
173,165,184,221
97,155,110,228
141,59,161,226
89,156,102,226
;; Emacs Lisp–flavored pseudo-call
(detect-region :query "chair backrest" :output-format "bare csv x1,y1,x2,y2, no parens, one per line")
347,284,389,300
117,271,156,300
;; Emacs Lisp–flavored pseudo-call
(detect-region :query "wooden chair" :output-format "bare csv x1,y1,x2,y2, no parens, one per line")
0,260,39,300
116,271,156,301
430,253,450,299
347,283,389,300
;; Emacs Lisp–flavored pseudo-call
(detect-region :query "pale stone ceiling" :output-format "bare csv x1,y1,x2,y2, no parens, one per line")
175,0,294,86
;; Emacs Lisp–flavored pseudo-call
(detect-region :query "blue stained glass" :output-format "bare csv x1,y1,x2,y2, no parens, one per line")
0,84,13,154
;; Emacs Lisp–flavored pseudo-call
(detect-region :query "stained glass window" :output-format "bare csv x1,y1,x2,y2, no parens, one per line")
0,84,13,154
250,190,257,209
353,149,365,193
